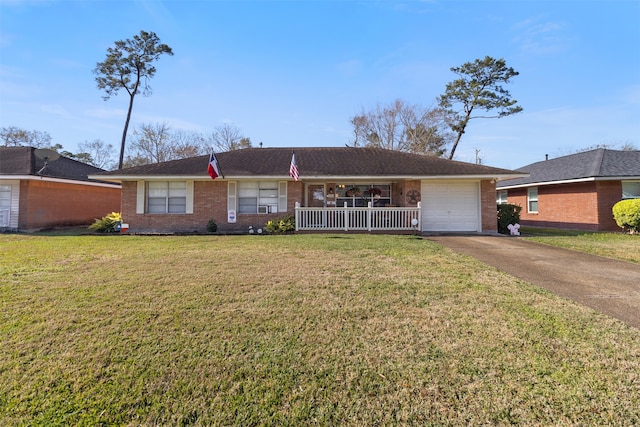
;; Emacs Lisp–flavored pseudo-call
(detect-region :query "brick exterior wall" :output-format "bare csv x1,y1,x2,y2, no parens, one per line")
401,180,421,207
480,180,498,232
19,179,121,230
596,181,622,231
506,181,622,231
123,179,499,233
122,180,304,233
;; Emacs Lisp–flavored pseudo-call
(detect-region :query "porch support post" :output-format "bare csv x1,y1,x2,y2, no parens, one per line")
344,201,348,231
295,202,300,231
367,201,372,232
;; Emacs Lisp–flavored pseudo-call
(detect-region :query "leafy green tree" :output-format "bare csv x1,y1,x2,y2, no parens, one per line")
438,56,522,159
93,30,173,169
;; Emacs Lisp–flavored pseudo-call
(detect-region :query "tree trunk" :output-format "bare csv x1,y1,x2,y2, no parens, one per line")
448,131,463,160
448,111,472,160
118,93,136,169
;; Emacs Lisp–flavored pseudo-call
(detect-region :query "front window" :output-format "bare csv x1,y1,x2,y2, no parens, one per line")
622,181,640,199
0,184,10,210
238,181,279,214
0,184,10,227
527,187,538,213
147,181,186,214
335,184,391,207
496,190,508,205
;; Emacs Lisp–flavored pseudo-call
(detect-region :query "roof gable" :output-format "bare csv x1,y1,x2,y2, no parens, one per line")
497,149,640,188
94,147,522,179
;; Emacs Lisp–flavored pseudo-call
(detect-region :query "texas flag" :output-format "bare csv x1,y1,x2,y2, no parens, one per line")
208,152,221,180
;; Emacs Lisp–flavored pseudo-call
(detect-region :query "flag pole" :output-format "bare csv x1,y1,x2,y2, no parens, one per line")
216,151,225,179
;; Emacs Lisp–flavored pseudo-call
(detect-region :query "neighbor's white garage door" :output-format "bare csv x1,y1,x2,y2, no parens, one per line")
421,181,480,232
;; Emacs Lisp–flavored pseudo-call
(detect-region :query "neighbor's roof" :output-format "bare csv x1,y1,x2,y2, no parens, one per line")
497,149,640,189
0,146,111,182
92,147,525,181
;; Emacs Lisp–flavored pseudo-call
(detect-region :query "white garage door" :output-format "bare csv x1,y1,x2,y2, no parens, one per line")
421,181,480,232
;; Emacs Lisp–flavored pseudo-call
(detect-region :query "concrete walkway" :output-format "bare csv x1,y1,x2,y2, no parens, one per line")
426,235,640,329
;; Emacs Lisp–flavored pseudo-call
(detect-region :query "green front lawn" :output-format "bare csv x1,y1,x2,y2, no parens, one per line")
1,234,639,425
521,227,640,264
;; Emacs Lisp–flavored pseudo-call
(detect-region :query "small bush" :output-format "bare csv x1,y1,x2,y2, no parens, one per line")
497,203,522,235
265,215,295,234
206,219,218,233
612,199,640,234
88,212,122,233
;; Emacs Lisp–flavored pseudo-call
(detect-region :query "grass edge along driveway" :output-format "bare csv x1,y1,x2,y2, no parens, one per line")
2,234,639,425
522,230,640,264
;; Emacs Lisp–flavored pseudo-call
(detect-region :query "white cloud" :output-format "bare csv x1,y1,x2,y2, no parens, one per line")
512,17,572,56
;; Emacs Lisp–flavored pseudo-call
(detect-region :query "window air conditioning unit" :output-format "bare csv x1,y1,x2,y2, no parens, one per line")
257,206,269,214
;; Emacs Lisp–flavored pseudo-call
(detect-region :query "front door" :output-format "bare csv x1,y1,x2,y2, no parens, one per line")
307,185,325,207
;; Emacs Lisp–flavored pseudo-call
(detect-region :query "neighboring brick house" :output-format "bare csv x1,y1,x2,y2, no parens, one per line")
497,149,640,231
91,147,524,234
0,146,121,231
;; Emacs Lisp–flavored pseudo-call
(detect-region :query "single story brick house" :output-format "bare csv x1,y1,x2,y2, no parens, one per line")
0,146,121,231
496,149,640,231
91,147,525,234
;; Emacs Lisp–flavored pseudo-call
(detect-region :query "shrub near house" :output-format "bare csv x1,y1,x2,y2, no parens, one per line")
497,203,522,235
612,199,640,234
89,212,122,232
266,215,295,233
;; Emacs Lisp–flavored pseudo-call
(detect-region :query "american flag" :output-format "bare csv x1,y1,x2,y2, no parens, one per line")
289,152,299,181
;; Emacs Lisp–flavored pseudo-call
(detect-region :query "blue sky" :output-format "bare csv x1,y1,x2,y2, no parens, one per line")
1,0,638,170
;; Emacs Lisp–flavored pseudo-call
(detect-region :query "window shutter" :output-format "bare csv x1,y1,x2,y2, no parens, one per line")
278,181,287,213
186,181,194,214
136,181,145,214
228,181,237,212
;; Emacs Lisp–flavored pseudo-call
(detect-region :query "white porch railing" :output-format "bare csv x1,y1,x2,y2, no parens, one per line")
295,202,421,232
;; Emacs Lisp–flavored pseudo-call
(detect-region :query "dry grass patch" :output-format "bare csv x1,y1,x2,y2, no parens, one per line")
1,234,639,425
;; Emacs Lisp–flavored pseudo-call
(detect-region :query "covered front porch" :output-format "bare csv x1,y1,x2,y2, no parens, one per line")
295,181,421,232
295,202,421,232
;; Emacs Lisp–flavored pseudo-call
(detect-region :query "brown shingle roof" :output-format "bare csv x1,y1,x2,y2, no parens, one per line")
0,146,110,182
94,147,522,179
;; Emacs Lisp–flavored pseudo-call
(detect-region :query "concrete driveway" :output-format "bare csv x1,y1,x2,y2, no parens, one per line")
427,235,640,329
